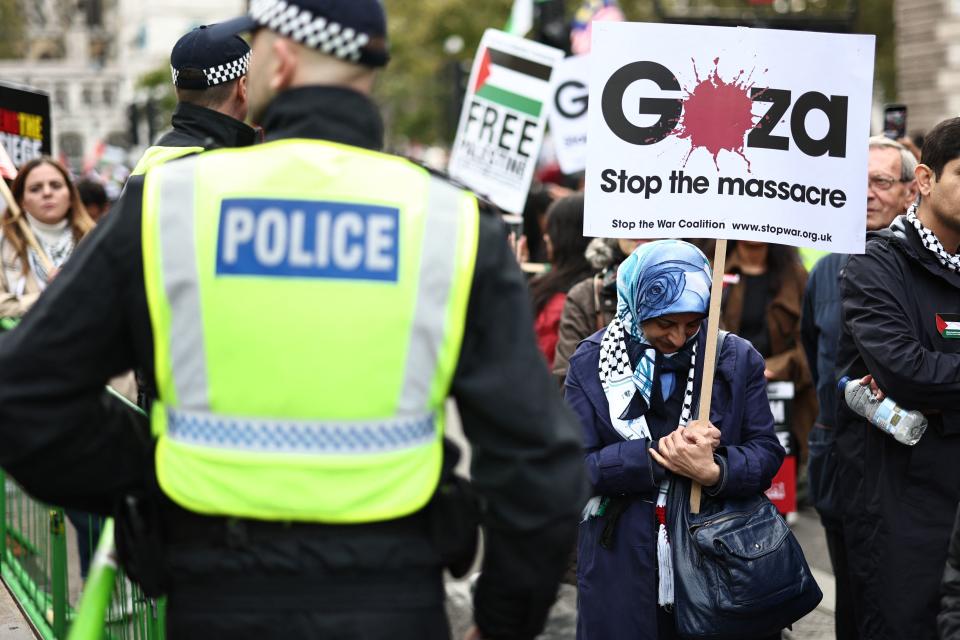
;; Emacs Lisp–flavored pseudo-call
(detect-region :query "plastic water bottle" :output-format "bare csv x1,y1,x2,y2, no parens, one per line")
838,376,927,446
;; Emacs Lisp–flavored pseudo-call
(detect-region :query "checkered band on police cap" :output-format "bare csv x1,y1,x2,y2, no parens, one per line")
248,0,388,67
171,50,251,88
171,24,252,90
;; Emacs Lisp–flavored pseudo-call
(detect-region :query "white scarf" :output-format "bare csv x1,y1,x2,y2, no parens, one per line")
25,213,74,291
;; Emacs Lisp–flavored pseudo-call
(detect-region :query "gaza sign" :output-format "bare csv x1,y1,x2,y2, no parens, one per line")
584,22,875,253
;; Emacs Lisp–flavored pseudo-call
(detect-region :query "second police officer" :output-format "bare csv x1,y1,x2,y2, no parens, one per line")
131,23,257,175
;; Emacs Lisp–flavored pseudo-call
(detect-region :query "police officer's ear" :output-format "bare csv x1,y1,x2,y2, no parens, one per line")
237,76,248,105
234,75,249,122
269,36,299,93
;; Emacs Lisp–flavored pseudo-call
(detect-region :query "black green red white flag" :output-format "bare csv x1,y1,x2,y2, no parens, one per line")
449,29,563,214
937,314,960,339
473,47,553,118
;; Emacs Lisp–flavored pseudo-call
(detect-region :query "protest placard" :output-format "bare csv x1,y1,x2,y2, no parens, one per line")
449,29,564,214
584,22,874,510
547,54,590,174
0,82,52,169
584,22,874,254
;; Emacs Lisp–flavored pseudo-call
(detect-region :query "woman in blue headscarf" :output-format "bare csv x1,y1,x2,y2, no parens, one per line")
565,240,784,640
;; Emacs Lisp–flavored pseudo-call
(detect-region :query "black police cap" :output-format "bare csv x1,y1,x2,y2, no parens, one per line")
171,24,251,90
218,0,389,68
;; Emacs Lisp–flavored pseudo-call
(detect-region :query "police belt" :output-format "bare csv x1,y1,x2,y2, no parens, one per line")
162,508,446,609
163,504,431,547
168,567,445,612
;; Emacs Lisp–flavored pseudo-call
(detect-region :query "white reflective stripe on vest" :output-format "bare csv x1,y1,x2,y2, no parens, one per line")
397,177,466,412
157,156,209,410
166,407,436,454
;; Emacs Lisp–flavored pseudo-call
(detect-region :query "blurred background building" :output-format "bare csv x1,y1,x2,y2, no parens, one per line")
894,0,960,136
0,0,242,172
0,0,954,171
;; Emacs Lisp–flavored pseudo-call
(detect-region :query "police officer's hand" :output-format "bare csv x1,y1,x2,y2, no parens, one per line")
681,419,721,450
650,428,721,486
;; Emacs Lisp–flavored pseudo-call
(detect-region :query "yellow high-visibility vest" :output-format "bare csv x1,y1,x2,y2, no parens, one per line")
130,145,203,176
141,139,479,523
799,247,829,272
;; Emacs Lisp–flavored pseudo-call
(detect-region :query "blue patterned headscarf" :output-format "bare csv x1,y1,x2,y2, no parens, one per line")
616,240,712,340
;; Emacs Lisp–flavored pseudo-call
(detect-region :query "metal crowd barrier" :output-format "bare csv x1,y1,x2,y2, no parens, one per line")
0,387,165,639
0,474,165,640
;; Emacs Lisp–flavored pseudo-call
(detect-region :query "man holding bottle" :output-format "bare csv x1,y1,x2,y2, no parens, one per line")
835,119,960,640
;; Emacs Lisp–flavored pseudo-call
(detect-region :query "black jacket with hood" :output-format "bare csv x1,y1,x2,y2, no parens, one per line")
835,214,960,640
149,101,256,150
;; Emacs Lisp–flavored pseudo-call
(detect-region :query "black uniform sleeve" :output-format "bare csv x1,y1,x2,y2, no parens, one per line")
842,243,960,409
452,212,587,640
0,179,153,514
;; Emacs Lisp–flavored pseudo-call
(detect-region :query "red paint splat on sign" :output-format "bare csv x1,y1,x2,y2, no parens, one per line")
672,58,757,171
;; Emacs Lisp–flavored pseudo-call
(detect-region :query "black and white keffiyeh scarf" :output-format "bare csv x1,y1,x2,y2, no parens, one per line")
906,203,960,274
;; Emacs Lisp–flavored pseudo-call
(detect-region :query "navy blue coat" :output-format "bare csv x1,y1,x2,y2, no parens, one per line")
566,328,784,640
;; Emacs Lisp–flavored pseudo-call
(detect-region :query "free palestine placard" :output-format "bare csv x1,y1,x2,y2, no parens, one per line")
449,29,563,214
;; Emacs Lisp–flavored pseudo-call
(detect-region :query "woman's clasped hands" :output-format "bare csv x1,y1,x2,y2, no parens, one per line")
649,419,722,486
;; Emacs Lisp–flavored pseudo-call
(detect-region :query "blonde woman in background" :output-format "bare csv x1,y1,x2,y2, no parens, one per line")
2,157,95,315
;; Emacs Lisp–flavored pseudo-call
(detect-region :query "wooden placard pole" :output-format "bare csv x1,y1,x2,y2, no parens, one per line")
0,178,55,274
690,238,728,514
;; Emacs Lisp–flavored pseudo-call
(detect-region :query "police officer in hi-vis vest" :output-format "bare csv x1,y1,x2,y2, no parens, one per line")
0,1,587,639
130,22,257,176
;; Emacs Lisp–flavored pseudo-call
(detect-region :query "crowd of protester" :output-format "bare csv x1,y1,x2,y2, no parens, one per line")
3,101,960,638
514,123,960,640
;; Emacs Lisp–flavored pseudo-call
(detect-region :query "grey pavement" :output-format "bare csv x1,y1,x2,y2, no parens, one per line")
0,514,85,640
0,580,38,640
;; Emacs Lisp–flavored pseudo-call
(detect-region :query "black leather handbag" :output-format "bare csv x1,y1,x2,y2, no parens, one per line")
667,331,822,638
667,478,822,638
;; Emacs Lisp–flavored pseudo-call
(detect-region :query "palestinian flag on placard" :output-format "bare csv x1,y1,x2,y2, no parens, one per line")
936,313,960,339
473,46,553,119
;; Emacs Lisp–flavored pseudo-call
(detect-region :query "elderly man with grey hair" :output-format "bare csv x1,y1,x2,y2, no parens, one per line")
865,135,919,230
799,135,917,640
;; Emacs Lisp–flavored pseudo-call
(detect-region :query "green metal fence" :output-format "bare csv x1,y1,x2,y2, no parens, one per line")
0,473,166,640
0,475,67,638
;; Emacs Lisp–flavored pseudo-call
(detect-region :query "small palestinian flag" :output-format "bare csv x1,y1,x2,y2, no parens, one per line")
473,46,553,119
936,313,960,339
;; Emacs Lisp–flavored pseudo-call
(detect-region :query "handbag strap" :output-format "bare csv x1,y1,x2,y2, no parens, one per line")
692,330,728,421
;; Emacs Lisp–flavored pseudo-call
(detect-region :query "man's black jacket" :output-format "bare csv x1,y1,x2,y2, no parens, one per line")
149,101,256,150
835,215,960,639
0,86,586,640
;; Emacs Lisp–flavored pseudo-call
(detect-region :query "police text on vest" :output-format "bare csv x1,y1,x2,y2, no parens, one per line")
216,198,400,281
